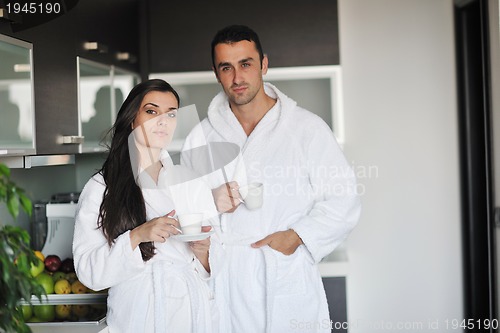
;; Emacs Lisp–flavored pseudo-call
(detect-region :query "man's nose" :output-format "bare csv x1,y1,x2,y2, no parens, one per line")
233,67,243,84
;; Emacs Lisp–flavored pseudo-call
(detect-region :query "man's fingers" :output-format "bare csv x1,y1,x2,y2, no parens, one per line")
251,235,272,248
201,225,212,232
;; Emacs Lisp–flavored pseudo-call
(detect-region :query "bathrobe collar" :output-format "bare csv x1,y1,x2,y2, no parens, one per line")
206,82,298,148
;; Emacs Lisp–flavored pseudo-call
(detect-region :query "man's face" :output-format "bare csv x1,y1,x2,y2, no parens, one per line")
213,40,268,107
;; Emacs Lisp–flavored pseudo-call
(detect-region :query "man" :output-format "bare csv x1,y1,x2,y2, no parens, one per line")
181,25,361,333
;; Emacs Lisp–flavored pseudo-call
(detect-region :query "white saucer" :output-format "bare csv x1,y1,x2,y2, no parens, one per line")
172,230,214,242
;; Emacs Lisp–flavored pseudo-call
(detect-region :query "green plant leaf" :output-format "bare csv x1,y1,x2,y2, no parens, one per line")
0,164,37,333
7,195,20,221
18,192,32,217
0,163,10,177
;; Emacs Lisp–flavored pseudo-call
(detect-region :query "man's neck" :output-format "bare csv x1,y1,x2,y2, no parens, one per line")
230,94,277,136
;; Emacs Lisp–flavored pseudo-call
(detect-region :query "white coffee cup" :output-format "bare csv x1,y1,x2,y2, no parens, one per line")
239,182,264,210
178,213,204,235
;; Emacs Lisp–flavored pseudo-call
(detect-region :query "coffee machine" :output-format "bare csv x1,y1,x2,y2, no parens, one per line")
32,192,80,260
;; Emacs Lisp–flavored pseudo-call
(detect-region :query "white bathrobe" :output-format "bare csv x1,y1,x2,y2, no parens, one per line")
181,83,361,333
73,162,220,333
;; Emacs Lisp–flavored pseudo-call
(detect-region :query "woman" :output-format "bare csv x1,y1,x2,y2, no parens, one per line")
73,79,219,333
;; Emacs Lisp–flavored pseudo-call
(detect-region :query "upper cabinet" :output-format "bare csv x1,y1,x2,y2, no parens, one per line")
78,57,139,152
0,0,140,161
150,65,345,150
0,34,36,156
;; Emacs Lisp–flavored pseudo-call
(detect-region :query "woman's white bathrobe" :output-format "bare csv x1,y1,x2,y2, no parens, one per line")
181,83,361,333
73,162,220,333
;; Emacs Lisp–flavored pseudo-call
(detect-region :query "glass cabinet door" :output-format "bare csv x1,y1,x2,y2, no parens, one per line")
77,58,113,152
77,58,140,153
113,67,139,119
0,34,36,155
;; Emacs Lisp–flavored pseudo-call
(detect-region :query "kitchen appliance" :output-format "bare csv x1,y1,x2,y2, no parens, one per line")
31,192,80,260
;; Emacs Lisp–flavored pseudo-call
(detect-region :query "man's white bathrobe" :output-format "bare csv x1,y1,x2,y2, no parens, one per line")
73,161,220,333
181,83,361,333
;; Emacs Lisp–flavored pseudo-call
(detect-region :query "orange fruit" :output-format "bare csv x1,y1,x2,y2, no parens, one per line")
34,250,45,262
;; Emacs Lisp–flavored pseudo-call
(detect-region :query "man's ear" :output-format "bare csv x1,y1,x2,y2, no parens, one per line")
212,67,221,83
261,54,269,75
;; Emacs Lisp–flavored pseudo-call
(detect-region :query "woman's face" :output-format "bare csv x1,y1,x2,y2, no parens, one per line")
132,90,178,150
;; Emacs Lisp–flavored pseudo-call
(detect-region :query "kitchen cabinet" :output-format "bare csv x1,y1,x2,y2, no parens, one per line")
0,0,140,159
0,34,36,156
78,58,139,153
150,65,345,151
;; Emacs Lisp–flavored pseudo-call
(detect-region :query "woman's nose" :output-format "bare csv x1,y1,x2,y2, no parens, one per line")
157,114,168,126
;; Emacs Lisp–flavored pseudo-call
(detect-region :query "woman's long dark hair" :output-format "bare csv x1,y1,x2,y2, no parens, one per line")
97,79,180,261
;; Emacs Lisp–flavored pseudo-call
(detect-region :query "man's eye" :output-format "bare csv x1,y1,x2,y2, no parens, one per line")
242,63,250,68
221,66,231,72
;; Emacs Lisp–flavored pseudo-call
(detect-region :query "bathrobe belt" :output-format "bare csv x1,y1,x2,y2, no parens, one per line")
151,260,208,333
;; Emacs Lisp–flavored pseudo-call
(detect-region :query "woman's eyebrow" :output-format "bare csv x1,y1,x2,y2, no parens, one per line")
143,102,159,108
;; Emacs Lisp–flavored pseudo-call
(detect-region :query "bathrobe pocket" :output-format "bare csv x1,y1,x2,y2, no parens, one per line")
161,275,192,332
273,247,306,297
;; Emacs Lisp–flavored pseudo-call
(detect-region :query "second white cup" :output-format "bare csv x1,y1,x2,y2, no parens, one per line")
239,182,264,210
178,213,204,235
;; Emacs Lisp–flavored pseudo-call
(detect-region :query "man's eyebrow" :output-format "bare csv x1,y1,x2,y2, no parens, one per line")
217,57,255,69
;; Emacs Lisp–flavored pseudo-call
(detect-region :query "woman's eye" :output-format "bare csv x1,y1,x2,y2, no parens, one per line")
146,109,157,115
167,112,177,118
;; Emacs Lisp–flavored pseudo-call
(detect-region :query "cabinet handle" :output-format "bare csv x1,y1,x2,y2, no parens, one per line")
61,135,84,144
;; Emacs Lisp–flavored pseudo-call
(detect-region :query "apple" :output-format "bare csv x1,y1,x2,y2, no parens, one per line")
52,271,66,282
71,280,88,294
66,272,78,284
35,272,54,294
34,304,55,322
29,257,45,277
54,279,71,294
55,304,71,319
44,255,62,272
60,258,75,273
72,304,89,319
20,305,33,321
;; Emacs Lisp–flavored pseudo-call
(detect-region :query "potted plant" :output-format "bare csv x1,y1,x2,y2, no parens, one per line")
0,163,45,333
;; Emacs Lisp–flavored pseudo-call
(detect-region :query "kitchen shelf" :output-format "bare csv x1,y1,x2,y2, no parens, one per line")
20,293,107,305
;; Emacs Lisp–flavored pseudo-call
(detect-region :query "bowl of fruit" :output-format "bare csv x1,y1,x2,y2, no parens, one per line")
22,251,107,324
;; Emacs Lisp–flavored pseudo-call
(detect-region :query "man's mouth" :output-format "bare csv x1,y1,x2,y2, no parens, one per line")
232,85,247,93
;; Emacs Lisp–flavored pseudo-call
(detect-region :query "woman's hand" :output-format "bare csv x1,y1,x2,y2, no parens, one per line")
129,210,181,250
212,181,242,213
189,226,212,272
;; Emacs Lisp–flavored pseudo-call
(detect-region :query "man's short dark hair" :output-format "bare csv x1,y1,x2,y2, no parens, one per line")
211,25,264,69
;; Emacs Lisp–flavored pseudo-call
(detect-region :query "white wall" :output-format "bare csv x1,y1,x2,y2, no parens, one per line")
338,1,463,331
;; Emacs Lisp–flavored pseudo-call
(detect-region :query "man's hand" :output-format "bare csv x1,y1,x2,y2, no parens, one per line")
251,229,303,255
212,181,242,213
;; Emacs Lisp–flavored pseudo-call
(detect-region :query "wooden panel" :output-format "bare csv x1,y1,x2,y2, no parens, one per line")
147,0,339,72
